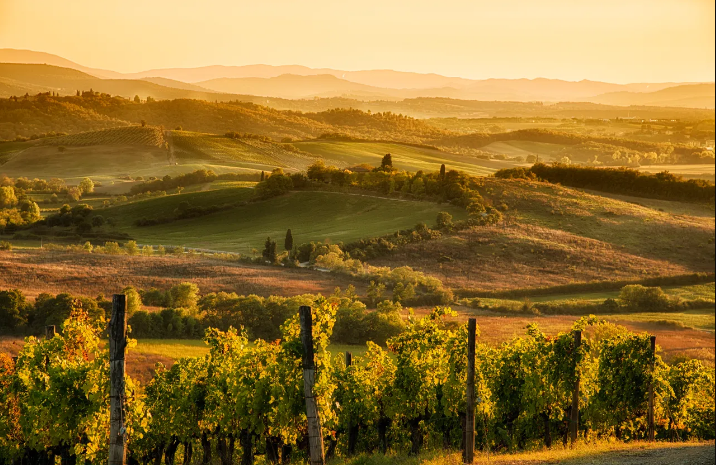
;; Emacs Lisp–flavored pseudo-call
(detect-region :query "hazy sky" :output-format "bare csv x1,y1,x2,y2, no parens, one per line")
0,0,714,83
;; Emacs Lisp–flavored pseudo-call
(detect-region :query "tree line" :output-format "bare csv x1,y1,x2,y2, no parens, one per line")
495,163,715,203
0,284,405,346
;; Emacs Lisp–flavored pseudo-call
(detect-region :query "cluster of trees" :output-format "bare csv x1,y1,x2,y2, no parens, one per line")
1,307,713,464
129,170,260,195
135,200,242,227
0,192,41,233
438,128,705,161
0,289,107,335
555,142,714,167
224,131,273,142
495,163,715,203
0,284,405,346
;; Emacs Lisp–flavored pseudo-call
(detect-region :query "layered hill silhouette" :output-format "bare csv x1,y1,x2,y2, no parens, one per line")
2,48,713,108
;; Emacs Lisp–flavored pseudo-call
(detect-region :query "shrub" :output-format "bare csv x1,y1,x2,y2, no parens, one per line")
619,285,674,311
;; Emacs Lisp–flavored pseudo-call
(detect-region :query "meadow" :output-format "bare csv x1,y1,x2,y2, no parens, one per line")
106,189,467,253
292,140,515,176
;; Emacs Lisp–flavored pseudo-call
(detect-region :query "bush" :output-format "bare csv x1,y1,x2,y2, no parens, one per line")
0,241,11,251
619,285,674,311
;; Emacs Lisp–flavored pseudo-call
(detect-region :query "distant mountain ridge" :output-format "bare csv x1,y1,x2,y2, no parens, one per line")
0,48,713,108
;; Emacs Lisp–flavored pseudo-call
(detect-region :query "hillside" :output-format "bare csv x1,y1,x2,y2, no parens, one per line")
2,63,714,122
96,188,468,253
197,74,400,99
590,83,716,109
0,63,243,102
0,48,123,78
370,178,715,292
0,94,448,142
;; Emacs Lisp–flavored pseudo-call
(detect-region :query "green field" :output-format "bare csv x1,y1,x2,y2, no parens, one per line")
480,140,567,159
292,140,517,176
102,188,467,253
527,282,716,304
604,309,715,331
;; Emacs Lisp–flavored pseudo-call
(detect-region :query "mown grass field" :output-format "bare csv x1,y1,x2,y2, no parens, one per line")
480,140,567,159
106,189,467,253
0,143,259,184
293,140,515,176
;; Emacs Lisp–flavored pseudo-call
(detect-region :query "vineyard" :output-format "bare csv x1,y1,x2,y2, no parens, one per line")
1,299,713,465
41,127,165,148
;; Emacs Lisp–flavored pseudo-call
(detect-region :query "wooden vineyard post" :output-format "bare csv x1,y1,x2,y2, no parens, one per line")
569,330,582,445
648,335,656,442
109,294,127,465
299,306,325,465
464,318,476,464
345,351,352,368
45,325,56,339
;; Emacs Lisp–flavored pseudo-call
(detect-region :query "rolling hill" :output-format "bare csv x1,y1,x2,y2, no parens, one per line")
197,74,400,99
590,83,716,109
2,49,711,105
0,93,448,142
0,48,123,78
96,187,468,253
0,63,234,101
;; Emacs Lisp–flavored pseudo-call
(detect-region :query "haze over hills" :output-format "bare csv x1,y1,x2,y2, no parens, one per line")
0,48,714,108
590,84,716,108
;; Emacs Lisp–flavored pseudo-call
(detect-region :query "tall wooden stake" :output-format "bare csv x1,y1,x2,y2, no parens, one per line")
109,294,127,465
345,351,352,368
300,306,325,465
45,325,56,339
648,335,656,442
464,318,476,464
569,330,582,445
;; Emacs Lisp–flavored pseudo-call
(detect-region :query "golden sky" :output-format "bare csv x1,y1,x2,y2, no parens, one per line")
0,0,713,83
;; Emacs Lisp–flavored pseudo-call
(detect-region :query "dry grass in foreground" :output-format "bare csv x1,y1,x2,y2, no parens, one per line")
0,249,366,299
328,440,715,465
370,224,693,291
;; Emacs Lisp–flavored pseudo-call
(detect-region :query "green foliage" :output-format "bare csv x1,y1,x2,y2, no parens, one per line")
496,163,715,203
619,285,675,311
168,282,200,311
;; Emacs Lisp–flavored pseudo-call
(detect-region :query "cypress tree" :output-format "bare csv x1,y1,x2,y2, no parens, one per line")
381,153,393,171
440,164,446,180
260,171,265,182
284,229,294,251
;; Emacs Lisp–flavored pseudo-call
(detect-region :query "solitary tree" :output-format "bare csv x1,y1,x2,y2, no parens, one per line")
260,171,265,182
439,164,446,180
381,153,393,171
134,95,141,103
79,177,94,195
0,186,18,208
284,229,294,251
436,211,453,230
141,120,147,127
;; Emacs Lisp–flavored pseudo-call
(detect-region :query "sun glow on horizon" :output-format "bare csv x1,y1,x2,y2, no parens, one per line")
0,0,714,83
